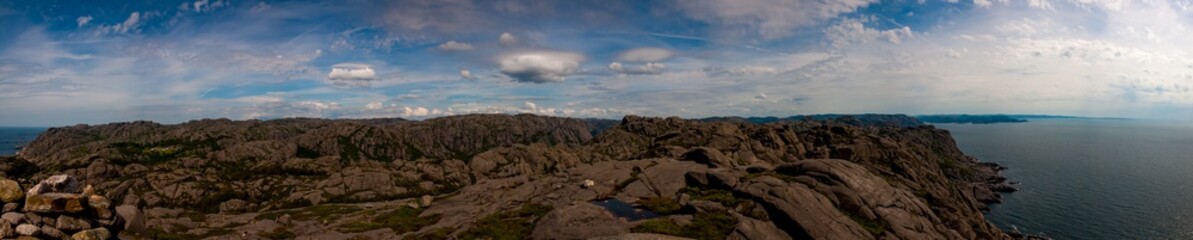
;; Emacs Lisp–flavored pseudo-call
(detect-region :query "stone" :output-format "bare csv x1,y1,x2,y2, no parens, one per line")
530,203,630,240
0,180,23,203
22,213,39,226
81,185,95,197
71,228,110,240
218,199,247,214
14,224,37,236
27,175,81,195
420,195,433,208
87,195,113,219
681,147,736,168
581,179,595,188
56,215,91,232
1,212,24,225
3,203,19,213
727,212,791,240
115,205,145,237
0,220,12,237
24,193,87,213
40,225,65,239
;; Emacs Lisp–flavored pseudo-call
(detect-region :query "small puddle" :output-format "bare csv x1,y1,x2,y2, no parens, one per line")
591,198,660,221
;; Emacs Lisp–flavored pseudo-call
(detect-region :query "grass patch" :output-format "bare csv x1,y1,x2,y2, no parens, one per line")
146,227,198,240
747,171,801,182
630,219,683,236
254,204,362,222
403,227,455,240
681,187,741,207
337,206,440,234
258,227,297,240
458,204,552,240
631,211,737,240
639,197,682,215
179,211,207,222
846,212,889,236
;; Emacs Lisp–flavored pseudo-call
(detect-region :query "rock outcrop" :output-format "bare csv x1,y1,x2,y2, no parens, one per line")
0,174,134,239
0,114,1017,239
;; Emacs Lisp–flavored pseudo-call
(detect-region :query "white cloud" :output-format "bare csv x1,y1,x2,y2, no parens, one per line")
364,101,384,110
499,32,518,47
609,62,666,75
498,51,585,83
616,48,675,62
98,12,142,35
824,18,914,48
673,0,879,40
438,41,474,51
76,16,92,28
327,63,379,87
974,0,993,7
704,65,781,76
181,0,228,13
459,67,478,80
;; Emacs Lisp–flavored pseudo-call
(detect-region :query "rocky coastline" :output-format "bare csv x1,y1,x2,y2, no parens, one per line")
0,114,1020,239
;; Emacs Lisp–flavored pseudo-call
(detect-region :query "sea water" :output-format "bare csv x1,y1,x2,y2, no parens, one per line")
0,127,45,156
937,119,1193,239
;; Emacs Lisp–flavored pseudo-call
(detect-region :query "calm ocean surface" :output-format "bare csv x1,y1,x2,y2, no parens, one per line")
0,127,45,156
937,119,1193,240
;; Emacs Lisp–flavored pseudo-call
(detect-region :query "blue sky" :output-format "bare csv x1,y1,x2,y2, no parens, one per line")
1,0,1192,126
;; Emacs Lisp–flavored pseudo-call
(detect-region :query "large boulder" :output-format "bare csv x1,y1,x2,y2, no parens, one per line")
40,225,66,239
28,175,82,195
115,205,145,238
25,193,87,213
56,215,92,232
14,224,37,236
0,179,23,203
71,228,110,240
1,213,24,225
530,203,631,240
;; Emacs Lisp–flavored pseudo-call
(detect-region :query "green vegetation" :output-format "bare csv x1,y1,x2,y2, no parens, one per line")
836,204,889,236
630,219,684,236
337,206,440,234
749,171,801,183
146,227,196,240
639,197,682,214
847,213,889,236
255,204,362,222
458,204,552,240
295,145,322,158
146,225,238,240
258,227,297,240
681,187,741,207
179,211,207,222
402,227,455,240
109,137,223,165
631,211,738,240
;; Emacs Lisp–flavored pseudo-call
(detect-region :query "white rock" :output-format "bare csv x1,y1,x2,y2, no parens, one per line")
14,224,38,236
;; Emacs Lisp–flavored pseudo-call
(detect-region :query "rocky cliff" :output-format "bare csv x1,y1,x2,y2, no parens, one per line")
0,114,1014,239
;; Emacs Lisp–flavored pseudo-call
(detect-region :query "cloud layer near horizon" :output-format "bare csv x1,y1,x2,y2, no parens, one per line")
1,0,1192,126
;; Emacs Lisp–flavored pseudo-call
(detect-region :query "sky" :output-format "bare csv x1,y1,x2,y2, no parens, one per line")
1,0,1192,126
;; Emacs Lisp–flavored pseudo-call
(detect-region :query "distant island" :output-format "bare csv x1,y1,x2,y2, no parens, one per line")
915,114,1029,124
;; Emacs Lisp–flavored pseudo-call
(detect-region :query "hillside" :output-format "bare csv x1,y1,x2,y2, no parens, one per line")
0,114,1014,239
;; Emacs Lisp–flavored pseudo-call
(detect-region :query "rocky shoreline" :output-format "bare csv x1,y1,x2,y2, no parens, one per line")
1,114,1020,239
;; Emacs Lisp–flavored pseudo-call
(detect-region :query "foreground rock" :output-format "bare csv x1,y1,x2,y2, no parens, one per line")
1,114,1017,239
